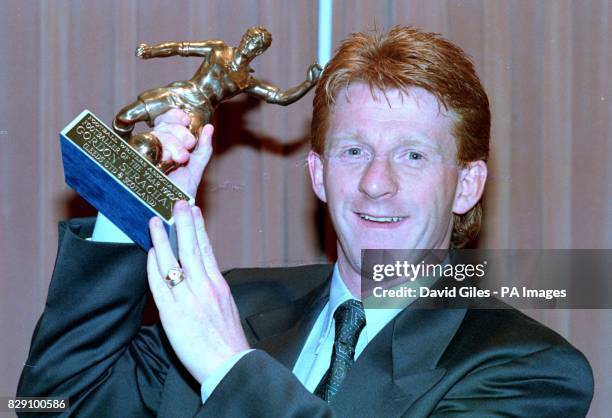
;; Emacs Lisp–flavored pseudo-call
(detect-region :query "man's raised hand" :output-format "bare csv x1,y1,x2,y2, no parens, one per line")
151,109,213,197
147,201,250,384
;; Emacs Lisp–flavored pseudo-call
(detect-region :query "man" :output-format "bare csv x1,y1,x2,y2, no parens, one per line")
18,27,593,417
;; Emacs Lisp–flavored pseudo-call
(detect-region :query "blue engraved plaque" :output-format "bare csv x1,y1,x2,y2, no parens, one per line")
60,110,193,251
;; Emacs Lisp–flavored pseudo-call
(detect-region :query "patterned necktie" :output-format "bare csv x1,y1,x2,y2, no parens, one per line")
315,299,366,402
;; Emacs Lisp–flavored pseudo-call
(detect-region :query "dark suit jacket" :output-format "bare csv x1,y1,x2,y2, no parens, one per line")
18,219,594,417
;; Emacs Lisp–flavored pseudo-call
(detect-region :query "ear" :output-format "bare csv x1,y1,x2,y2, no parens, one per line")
453,160,487,215
307,150,327,203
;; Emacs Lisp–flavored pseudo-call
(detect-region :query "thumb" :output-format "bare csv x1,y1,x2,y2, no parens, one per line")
188,124,214,179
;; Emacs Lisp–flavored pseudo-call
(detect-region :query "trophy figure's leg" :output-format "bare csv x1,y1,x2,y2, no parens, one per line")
113,99,165,167
113,100,151,136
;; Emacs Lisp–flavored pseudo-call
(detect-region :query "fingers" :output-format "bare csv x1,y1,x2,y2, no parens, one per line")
147,248,173,306
187,124,214,179
191,206,222,284
149,202,222,296
155,131,189,163
173,201,207,287
153,124,197,164
154,108,191,126
149,216,191,299
156,123,197,150
151,110,198,165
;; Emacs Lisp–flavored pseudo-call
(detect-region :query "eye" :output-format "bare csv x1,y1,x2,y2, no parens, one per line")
393,149,426,166
338,146,371,162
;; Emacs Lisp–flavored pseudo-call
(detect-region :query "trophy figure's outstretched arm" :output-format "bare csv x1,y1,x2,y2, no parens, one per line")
136,40,226,59
245,63,323,106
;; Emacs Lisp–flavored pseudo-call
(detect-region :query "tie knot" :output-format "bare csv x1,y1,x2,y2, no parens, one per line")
333,299,366,347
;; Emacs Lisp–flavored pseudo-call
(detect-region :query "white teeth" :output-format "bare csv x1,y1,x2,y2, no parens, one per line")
360,214,403,223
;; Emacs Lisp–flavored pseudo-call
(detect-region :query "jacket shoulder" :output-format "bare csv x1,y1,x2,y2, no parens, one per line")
460,306,577,351
434,307,594,415
445,306,593,385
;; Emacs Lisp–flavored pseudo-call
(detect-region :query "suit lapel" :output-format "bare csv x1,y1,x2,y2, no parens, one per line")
249,278,330,369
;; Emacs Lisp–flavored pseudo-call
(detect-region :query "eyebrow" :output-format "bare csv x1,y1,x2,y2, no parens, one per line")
327,130,366,142
328,132,441,151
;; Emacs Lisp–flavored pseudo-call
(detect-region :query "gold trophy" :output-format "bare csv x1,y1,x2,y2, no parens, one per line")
113,26,322,172
60,27,321,250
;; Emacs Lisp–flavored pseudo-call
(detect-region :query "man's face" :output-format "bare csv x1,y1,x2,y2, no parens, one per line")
309,83,470,280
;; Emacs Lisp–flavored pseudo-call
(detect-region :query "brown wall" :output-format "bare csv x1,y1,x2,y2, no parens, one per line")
1,1,610,416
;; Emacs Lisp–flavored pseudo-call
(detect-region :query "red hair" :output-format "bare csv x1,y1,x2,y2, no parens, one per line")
311,26,490,247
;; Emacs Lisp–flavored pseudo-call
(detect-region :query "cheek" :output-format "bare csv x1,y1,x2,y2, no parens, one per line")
404,168,458,211
326,183,349,208
325,167,357,198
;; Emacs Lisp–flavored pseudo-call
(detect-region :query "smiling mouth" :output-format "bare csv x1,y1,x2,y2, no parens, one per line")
359,214,405,223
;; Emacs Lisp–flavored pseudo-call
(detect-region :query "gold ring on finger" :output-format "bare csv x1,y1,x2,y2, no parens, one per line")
165,266,185,288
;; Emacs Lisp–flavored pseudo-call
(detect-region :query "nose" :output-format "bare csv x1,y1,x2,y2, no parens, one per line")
358,156,399,199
